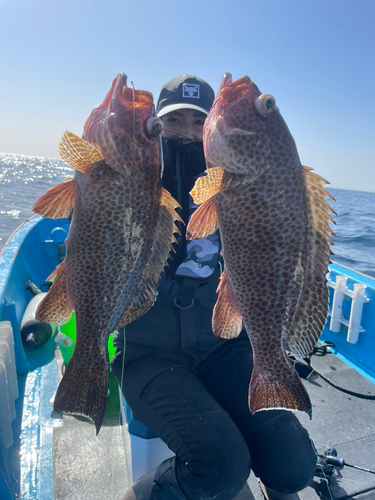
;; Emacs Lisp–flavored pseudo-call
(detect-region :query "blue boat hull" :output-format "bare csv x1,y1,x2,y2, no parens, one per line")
0,216,69,499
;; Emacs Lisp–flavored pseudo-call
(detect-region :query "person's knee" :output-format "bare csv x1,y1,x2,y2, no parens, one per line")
260,448,316,494
203,442,250,496
251,413,316,493
180,430,251,499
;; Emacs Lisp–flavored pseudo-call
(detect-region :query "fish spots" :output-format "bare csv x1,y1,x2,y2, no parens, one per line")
201,75,333,415
215,162,311,376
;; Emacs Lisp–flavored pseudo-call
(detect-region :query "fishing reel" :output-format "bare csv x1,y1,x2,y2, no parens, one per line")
315,447,338,478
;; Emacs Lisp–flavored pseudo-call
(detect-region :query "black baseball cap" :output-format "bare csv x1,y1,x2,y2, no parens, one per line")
156,75,215,117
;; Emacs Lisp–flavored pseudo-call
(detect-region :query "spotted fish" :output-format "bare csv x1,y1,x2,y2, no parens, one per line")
187,73,335,417
33,73,181,433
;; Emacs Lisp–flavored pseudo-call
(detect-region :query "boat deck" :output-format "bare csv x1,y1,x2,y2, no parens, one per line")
241,349,375,500
50,348,129,500
49,346,375,500
297,349,375,500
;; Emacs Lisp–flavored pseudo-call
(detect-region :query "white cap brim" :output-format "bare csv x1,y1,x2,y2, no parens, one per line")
157,103,209,118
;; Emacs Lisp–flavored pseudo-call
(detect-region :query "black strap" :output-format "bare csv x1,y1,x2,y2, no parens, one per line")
159,276,203,357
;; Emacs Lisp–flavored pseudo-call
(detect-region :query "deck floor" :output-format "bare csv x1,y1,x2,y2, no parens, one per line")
296,350,375,500
52,348,375,500
53,347,132,500
238,350,375,500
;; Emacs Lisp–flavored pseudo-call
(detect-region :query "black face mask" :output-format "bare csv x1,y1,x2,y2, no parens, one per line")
162,138,206,204
161,138,207,278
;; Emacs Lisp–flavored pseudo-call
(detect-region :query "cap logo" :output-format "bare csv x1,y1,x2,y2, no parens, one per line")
182,83,200,99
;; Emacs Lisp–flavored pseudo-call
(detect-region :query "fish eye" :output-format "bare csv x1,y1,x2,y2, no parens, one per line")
255,94,277,117
146,117,164,138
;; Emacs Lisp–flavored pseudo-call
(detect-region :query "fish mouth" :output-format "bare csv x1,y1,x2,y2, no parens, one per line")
211,73,233,109
110,73,154,112
107,75,156,146
220,75,252,103
211,73,252,111
91,73,154,115
218,72,233,93
83,73,156,149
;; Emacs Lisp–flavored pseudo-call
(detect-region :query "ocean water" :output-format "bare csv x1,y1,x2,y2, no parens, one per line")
0,153,73,246
0,153,374,278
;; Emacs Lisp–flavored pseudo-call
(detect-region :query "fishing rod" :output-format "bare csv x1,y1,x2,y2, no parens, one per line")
316,447,375,477
320,455,375,475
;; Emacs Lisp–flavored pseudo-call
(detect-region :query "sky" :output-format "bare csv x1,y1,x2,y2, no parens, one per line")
0,0,374,192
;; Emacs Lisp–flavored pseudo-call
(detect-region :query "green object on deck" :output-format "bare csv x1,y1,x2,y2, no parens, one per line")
58,312,119,418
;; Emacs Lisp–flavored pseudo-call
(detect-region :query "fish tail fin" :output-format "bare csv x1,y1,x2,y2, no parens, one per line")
54,354,109,434
249,362,312,418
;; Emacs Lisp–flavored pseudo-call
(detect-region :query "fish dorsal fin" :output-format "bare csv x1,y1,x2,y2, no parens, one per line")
186,199,219,240
287,166,335,358
59,131,105,173
303,166,337,232
36,261,73,325
304,167,336,245
32,179,75,219
190,167,225,204
160,188,183,235
212,270,243,339
115,189,182,328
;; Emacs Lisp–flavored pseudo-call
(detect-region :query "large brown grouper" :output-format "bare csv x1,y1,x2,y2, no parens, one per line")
33,73,181,433
187,73,335,417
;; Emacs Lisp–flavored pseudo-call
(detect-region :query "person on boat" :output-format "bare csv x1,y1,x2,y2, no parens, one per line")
111,75,317,500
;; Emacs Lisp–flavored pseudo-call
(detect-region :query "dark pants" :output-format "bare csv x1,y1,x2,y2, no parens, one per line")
112,333,316,500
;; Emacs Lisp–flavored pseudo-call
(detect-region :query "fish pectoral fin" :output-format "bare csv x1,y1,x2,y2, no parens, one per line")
59,130,105,173
36,261,73,325
54,355,109,435
212,270,242,339
190,167,225,204
32,179,75,219
249,362,312,418
186,198,219,240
